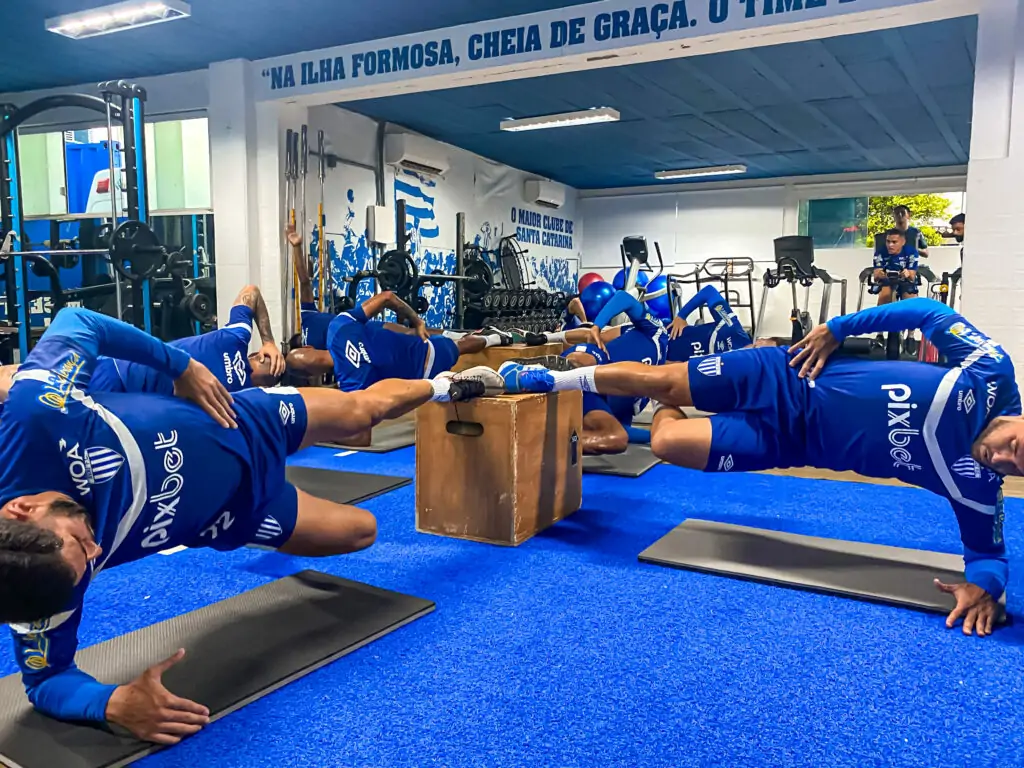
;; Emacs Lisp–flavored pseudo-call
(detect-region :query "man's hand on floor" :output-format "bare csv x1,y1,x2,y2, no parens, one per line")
106,649,210,744
935,579,1001,637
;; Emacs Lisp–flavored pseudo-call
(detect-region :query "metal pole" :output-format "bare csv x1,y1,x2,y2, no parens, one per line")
455,212,465,329
103,94,123,322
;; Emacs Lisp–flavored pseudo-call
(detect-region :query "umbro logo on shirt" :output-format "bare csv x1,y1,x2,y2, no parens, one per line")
345,340,372,368
223,351,248,387
697,356,723,377
279,400,296,425
718,454,735,472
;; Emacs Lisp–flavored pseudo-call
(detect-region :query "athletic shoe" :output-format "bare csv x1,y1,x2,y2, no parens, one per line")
498,361,556,394
449,379,486,402
474,326,515,346
452,366,506,395
523,332,549,347
508,355,575,372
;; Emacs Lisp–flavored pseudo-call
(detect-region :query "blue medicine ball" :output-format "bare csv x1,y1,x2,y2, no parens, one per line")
612,269,650,292
645,275,673,323
580,280,616,323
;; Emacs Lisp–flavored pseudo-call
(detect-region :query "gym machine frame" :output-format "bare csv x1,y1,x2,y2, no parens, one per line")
666,257,758,338
756,236,847,345
1,81,161,360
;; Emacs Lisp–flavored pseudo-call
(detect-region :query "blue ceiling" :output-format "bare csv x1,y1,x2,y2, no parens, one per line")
346,17,977,189
1,0,599,93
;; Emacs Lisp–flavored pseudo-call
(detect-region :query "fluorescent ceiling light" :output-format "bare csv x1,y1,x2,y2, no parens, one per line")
47,0,190,39
655,164,747,180
500,107,620,132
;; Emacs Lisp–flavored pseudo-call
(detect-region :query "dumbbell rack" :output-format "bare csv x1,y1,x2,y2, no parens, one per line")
464,288,570,333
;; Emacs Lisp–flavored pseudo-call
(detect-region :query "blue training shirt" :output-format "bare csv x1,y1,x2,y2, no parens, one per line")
873,242,920,273
300,302,334,350
667,285,752,362
0,309,275,724
327,304,430,392
579,291,668,427
91,305,255,395
822,299,1020,598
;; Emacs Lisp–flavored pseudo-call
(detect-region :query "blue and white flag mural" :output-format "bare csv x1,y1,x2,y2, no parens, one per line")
308,141,579,329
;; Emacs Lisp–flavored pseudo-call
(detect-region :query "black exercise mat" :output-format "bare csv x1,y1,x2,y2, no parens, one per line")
317,420,415,453
0,571,434,768
583,445,660,477
285,466,410,505
639,519,974,613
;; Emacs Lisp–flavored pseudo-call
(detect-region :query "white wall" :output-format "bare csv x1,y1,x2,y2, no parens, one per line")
579,168,966,338
295,105,581,327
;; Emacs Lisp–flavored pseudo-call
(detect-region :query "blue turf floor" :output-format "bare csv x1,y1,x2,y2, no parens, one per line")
3,445,1024,767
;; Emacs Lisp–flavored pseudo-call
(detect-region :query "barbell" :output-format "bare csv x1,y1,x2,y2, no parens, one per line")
3,219,167,282
377,249,494,302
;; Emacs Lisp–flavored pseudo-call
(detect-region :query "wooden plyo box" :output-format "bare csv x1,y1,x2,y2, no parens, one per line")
452,342,565,372
415,392,583,546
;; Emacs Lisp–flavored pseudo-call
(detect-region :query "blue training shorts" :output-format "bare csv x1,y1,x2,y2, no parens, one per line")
687,347,808,473
426,336,460,377
203,386,308,551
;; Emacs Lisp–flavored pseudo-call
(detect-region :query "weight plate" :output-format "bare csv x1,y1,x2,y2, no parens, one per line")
109,220,165,281
463,259,494,302
377,250,418,295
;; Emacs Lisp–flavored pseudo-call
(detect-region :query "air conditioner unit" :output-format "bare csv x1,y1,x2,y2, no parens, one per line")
523,179,565,210
384,133,450,177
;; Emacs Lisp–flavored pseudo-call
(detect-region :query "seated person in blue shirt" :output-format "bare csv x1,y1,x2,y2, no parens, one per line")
666,285,754,362
870,228,919,306
501,298,1019,637
86,283,285,395
893,204,930,260
0,308,488,744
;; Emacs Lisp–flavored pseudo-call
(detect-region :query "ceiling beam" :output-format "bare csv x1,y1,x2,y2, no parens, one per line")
674,58,847,174
882,28,967,162
810,40,925,165
740,49,886,168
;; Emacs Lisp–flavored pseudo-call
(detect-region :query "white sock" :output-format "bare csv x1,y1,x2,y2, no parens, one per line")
550,366,598,393
430,378,452,402
442,330,466,340
544,331,568,343
483,334,503,348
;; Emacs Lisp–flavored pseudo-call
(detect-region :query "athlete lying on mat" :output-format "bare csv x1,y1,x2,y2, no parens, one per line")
500,299,1020,636
88,282,284,394
666,285,753,362
531,289,669,455
0,308,486,743
286,227,510,392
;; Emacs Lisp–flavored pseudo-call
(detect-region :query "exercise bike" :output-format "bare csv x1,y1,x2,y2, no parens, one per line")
757,236,847,345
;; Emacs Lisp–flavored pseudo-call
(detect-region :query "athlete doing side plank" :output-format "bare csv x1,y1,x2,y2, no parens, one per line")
500,299,1020,637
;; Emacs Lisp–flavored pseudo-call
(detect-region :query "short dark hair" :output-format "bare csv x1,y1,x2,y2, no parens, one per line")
885,228,906,239
0,519,77,624
950,213,965,226
287,333,303,350
893,205,911,216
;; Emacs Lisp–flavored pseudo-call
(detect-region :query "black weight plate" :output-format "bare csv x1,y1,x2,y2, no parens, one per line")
377,250,417,295
463,260,493,301
110,220,164,281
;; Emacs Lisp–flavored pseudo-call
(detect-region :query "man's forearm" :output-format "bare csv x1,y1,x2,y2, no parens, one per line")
384,294,422,326
25,667,117,724
27,308,190,382
292,244,315,304
236,286,276,344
